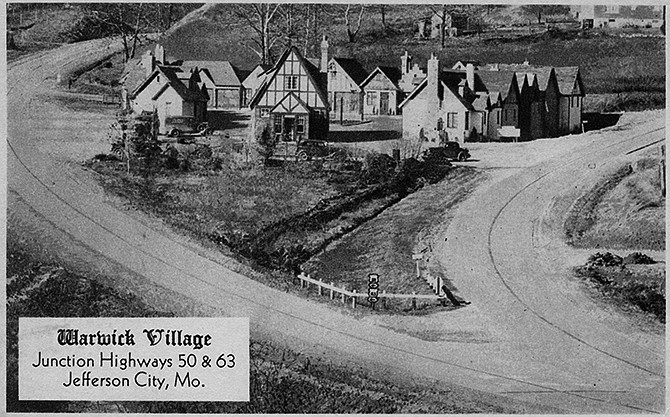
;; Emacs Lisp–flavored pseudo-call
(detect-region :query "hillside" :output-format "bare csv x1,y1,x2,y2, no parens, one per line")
156,3,664,109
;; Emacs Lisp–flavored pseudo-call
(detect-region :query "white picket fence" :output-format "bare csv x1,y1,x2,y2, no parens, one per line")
296,273,444,309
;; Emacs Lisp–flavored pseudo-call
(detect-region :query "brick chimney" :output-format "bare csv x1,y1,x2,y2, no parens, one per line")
466,63,475,91
401,51,411,76
320,35,329,73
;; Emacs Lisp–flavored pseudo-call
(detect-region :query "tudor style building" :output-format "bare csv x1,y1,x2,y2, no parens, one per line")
249,43,329,143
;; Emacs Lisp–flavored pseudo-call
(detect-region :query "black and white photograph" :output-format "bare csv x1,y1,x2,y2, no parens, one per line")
5,2,666,414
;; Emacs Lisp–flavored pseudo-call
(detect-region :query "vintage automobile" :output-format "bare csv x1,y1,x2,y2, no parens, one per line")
295,140,332,161
165,116,211,137
423,141,471,162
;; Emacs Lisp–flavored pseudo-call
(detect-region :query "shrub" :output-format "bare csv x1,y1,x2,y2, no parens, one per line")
587,252,623,267
623,252,656,265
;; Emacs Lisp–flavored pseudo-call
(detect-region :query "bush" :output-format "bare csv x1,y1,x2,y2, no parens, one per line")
359,153,396,185
623,252,656,265
587,252,623,267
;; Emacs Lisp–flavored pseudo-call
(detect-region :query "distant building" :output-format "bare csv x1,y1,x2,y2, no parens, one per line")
572,5,664,29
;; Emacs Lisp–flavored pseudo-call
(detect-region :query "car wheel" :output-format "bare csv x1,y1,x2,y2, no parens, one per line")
169,128,180,137
297,151,309,161
458,152,467,162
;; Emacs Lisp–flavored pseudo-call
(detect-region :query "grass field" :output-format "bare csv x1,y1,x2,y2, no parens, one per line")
304,167,485,311
86,148,462,310
565,153,665,251
6,241,522,414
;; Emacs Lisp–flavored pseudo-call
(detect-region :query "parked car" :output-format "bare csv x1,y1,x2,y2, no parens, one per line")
165,116,211,137
296,140,332,161
423,142,470,162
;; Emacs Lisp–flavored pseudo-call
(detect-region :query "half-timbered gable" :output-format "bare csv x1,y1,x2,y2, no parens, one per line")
250,46,328,143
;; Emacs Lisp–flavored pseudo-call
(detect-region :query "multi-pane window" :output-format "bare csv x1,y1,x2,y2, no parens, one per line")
437,118,443,131
446,112,457,128
273,115,282,133
366,92,377,106
296,116,305,133
285,76,298,90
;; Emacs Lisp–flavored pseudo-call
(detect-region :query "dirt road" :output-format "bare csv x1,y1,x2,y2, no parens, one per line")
7,41,664,413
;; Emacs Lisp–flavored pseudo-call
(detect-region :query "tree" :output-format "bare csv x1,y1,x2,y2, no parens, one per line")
429,5,450,49
343,4,366,43
235,3,283,65
256,126,278,166
84,4,148,62
521,5,570,24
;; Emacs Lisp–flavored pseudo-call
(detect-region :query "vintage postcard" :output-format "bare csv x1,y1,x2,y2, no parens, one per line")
5,2,665,414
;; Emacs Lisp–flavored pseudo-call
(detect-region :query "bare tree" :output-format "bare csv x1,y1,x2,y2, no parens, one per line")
344,4,366,43
429,5,449,49
86,4,147,62
235,3,283,65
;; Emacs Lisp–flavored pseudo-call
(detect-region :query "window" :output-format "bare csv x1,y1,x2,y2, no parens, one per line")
285,76,298,90
296,116,305,133
436,118,443,131
446,113,457,128
464,113,469,130
260,108,270,118
273,115,282,133
367,92,377,106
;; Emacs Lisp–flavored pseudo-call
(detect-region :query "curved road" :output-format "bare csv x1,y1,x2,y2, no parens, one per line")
7,40,664,413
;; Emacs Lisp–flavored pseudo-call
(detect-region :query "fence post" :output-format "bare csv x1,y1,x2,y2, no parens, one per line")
382,290,387,309
412,291,417,310
342,286,346,304
436,276,441,296
318,279,323,296
352,289,357,308
306,274,310,289
330,282,334,300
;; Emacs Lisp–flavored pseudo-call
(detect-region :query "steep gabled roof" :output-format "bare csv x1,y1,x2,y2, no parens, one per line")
398,71,475,111
151,65,208,102
361,66,402,89
180,60,242,87
554,66,583,96
476,70,519,101
331,57,369,86
248,46,328,109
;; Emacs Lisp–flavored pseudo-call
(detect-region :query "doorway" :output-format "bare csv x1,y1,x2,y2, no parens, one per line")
283,116,295,141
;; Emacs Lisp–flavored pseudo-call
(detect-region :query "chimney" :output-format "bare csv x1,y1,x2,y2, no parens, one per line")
155,44,165,65
427,53,440,107
466,63,475,91
401,51,411,76
320,35,329,73
142,51,155,76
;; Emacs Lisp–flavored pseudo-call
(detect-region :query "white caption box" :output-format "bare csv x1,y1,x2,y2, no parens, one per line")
19,317,249,401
